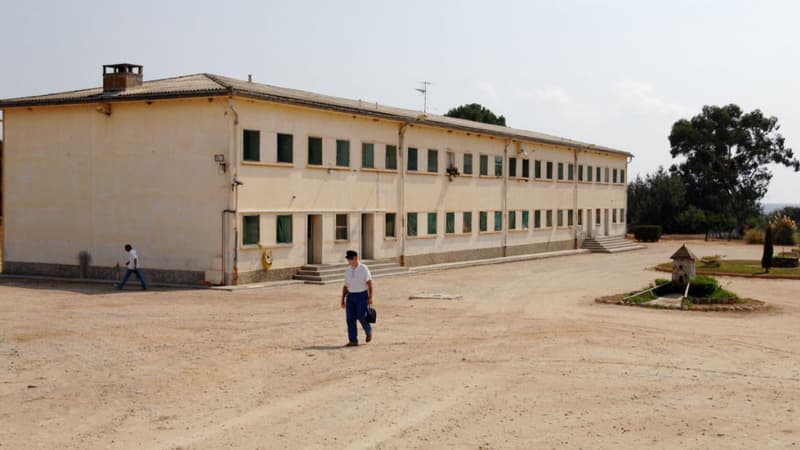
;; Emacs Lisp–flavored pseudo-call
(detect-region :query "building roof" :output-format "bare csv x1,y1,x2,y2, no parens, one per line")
0,73,631,157
670,245,698,260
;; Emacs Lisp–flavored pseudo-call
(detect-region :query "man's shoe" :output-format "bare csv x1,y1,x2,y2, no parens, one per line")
346,342,358,347
366,333,372,343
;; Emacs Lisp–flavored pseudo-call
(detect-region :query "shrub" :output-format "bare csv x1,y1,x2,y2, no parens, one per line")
743,229,765,244
688,275,719,297
771,214,798,246
653,279,674,296
700,255,722,268
633,225,662,242
772,255,799,268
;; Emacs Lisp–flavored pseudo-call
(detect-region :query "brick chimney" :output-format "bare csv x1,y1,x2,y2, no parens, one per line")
103,64,143,92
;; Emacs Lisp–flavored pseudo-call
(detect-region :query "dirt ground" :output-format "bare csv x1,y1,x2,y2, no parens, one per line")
1,240,798,449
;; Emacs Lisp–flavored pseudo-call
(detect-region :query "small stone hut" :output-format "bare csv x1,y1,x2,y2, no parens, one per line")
671,244,697,286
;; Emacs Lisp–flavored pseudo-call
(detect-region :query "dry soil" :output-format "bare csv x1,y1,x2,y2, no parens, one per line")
1,240,798,449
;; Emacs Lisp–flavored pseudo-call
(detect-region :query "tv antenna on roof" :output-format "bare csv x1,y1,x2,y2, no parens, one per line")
416,81,432,113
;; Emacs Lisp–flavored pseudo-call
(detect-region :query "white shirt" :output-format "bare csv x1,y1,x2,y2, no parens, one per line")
128,249,140,269
344,263,371,293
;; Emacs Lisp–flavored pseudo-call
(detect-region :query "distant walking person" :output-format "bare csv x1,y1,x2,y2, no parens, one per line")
117,244,147,290
341,250,372,346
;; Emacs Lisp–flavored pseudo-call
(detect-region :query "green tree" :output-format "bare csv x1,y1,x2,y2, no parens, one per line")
445,103,506,126
626,167,687,232
762,225,774,273
669,104,800,230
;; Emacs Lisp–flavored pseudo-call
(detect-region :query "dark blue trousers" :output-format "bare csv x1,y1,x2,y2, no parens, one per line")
345,291,371,344
117,269,147,290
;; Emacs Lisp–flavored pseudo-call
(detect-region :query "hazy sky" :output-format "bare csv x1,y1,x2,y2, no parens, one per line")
1,0,798,202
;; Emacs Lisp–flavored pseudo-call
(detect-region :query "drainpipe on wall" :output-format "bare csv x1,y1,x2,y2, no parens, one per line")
502,139,511,257
398,121,410,266
227,97,241,285
573,148,579,249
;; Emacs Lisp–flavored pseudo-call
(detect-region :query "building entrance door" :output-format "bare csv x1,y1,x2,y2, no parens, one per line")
361,213,374,260
307,215,322,264
603,209,610,236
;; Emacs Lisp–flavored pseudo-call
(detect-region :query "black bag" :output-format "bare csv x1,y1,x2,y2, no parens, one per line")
365,306,377,324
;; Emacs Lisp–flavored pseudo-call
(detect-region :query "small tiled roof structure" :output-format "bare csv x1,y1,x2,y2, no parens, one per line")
670,245,698,261
0,73,631,158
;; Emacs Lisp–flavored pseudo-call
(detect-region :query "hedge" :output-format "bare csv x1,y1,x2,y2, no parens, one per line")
688,275,719,297
633,225,662,242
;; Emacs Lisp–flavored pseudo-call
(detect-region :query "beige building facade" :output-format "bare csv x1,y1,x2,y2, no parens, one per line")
0,64,631,285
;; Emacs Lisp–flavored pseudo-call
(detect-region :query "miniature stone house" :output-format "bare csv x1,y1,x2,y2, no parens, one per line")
670,244,697,286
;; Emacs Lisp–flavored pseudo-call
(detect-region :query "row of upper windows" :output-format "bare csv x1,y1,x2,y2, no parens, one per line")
241,208,625,246
242,130,626,184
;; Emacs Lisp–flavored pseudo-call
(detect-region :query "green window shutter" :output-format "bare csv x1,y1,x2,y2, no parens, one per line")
242,215,260,245
407,213,417,236
427,149,438,172
480,155,488,176
522,210,529,229
385,145,397,170
546,162,553,179
463,154,473,175
578,209,583,226
446,212,455,234
535,210,541,228
620,169,625,183
509,211,516,230
621,209,625,222
613,209,617,223
336,140,350,167
427,212,437,235
494,211,502,231
479,211,487,232
578,165,583,181
522,159,530,178
558,163,564,180
546,210,553,227
494,156,503,177
588,165,593,181
613,169,617,183
605,167,610,183
568,210,574,226
596,209,601,225
243,129,260,161
557,210,563,227
308,137,322,165
535,160,541,178
385,213,396,237
362,143,375,168
463,212,472,233
277,133,293,163
508,158,517,177
276,215,292,244
596,167,601,182
568,164,574,180
407,147,418,171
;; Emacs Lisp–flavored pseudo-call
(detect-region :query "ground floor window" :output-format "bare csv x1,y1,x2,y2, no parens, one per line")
463,211,472,233
577,209,583,226
446,212,455,234
568,209,574,226
557,209,564,227
509,211,516,230
546,210,553,228
243,215,259,245
612,209,617,223
385,213,396,238
277,215,292,244
407,213,418,236
596,208,601,225
534,210,541,228
479,211,488,232
427,212,437,235
494,211,502,231
620,208,625,222
335,214,348,240
522,210,529,229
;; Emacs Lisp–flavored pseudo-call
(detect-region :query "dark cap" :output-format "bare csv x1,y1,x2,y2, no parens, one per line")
345,250,358,260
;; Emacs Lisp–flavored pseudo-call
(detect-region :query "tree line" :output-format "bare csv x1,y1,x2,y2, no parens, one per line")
627,104,799,238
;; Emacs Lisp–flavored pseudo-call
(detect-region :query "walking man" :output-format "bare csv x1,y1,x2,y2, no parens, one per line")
117,244,147,290
341,250,372,346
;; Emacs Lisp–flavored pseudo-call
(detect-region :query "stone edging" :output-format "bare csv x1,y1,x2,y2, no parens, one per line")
595,294,769,312
654,266,800,280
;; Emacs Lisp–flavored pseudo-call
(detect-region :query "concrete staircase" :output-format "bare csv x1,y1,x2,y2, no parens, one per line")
581,235,645,253
293,259,410,284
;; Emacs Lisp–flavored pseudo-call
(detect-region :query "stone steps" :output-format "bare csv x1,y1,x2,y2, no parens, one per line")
293,259,410,284
582,236,645,253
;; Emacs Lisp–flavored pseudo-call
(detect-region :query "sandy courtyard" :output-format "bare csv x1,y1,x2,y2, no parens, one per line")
1,240,798,449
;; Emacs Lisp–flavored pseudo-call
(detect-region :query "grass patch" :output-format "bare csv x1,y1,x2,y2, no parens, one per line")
656,259,800,278
625,290,658,304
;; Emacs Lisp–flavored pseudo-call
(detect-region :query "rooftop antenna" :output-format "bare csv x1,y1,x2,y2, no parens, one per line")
416,81,432,113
